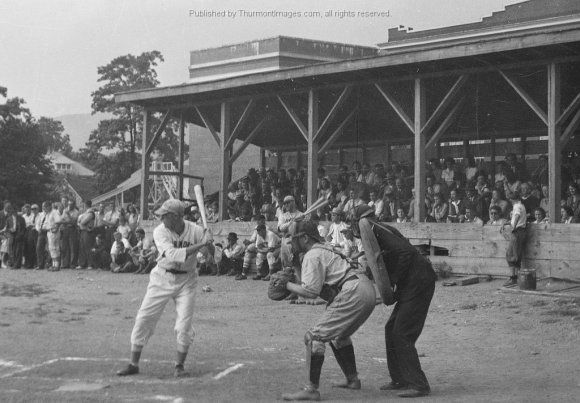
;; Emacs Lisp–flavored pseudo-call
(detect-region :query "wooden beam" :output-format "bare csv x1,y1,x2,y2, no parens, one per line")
318,108,356,155
560,107,580,148
145,110,171,156
219,102,232,220
374,83,414,133
194,106,221,147
140,111,151,220
226,99,255,150
421,75,469,135
307,90,319,207
231,116,268,163
425,96,464,150
177,114,185,200
547,63,561,222
315,85,352,142
414,78,426,223
557,91,580,126
498,69,548,126
277,95,308,142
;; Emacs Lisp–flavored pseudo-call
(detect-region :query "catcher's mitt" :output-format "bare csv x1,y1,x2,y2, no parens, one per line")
267,268,296,301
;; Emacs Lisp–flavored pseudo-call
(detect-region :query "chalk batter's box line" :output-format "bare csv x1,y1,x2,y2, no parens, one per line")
0,357,248,381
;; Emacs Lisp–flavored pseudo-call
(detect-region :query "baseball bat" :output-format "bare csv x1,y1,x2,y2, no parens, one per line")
303,199,329,216
193,185,208,229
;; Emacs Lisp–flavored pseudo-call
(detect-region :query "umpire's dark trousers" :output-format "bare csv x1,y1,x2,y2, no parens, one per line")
385,281,435,392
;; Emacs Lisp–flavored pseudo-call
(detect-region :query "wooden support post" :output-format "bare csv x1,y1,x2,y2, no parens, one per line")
276,149,282,171
260,148,266,171
177,114,185,200
384,141,390,168
140,111,151,220
414,79,426,222
219,103,232,220
307,90,319,207
490,138,496,183
547,63,561,222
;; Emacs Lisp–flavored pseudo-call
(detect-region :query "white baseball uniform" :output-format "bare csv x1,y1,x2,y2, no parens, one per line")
130,221,211,350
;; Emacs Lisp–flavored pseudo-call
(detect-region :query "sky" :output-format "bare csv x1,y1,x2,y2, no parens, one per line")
0,0,525,118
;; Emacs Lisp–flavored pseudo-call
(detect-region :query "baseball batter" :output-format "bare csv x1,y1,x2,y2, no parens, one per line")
281,220,376,401
117,199,213,377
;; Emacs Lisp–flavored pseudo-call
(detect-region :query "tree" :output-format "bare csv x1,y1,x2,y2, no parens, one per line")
89,51,164,178
0,98,53,204
38,116,73,156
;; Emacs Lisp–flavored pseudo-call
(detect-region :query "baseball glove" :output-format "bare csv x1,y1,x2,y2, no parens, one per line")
267,268,296,301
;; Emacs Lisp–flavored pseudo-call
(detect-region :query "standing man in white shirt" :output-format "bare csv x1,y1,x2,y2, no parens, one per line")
23,204,39,268
117,199,213,378
35,201,52,270
502,191,527,287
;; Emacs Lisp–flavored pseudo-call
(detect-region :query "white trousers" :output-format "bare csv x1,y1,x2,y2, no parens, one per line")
131,267,197,350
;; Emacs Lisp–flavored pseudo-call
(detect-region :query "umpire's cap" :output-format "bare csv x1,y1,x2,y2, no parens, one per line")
290,220,323,243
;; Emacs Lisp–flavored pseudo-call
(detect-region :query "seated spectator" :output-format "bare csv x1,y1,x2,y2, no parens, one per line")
278,195,303,233
260,193,277,221
381,172,396,195
430,193,448,223
427,158,442,183
317,177,332,201
219,232,245,277
503,169,521,196
505,152,528,182
532,207,549,224
226,207,238,222
520,182,539,222
117,215,132,243
479,186,493,223
566,182,580,223
449,171,466,194
394,177,412,209
494,161,508,185
561,206,575,224
361,163,375,186
110,231,134,273
241,223,280,281
487,206,506,225
368,189,384,218
465,185,482,218
395,207,409,223
530,155,548,187
464,204,484,225
325,208,348,246
352,160,363,182
441,157,456,188
336,164,349,187
339,226,363,260
447,189,466,223
89,234,110,270
490,189,511,219
206,202,219,223
134,234,157,275
379,190,398,222
335,180,348,205
474,174,489,195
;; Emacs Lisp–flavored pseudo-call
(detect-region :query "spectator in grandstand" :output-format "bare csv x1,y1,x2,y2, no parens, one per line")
380,190,398,222
259,193,277,221
503,170,522,196
317,177,332,201
430,193,448,223
368,189,384,218
490,188,511,219
464,203,483,225
561,206,575,224
335,180,348,206
532,207,549,224
427,158,442,183
474,174,489,195
447,189,466,223
360,162,374,186
465,185,482,216
339,225,363,260
441,157,456,187
394,177,412,209
505,152,528,182
566,182,580,223
464,156,480,184
278,195,303,233
325,208,348,246
520,182,539,222
494,161,508,185
530,155,548,187
352,161,363,182
206,202,219,223
487,206,506,225
395,207,409,223
539,185,550,218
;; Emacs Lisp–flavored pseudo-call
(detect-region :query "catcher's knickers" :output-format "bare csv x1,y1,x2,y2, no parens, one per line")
309,274,375,355
131,267,197,348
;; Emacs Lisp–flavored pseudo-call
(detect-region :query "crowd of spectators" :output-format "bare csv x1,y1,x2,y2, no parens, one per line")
0,198,157,272
213,153,580,226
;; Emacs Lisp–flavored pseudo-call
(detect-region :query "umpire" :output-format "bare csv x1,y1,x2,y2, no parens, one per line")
281,220,376,401
352,204,436,398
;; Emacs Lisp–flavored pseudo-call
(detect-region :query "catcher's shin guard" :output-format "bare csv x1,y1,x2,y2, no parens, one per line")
330,343,358,381
305,332,325,388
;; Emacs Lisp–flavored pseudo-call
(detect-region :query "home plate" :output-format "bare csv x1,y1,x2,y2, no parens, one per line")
55,382,110,392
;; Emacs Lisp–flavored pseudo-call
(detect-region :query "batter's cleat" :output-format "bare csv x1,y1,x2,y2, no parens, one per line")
252,275,262,280
282,388,321,401
117,364,139,376
332,379,361,389
174,364,188,378
262,274,271,281
235,273,247,280
380,381,408,390
397,388,430,398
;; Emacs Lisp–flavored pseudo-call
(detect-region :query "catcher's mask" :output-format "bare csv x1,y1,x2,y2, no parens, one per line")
290,220,323,244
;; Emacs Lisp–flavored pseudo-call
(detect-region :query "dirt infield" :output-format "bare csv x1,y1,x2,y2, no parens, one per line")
0,268,579,403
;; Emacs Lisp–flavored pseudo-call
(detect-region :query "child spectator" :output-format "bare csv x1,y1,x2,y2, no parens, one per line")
325,208,348,246
487,206,506,225
532,208,549,224
110,231,132,273
395,207,409,223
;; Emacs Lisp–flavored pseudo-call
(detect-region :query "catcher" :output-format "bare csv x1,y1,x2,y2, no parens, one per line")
275,220,376,401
